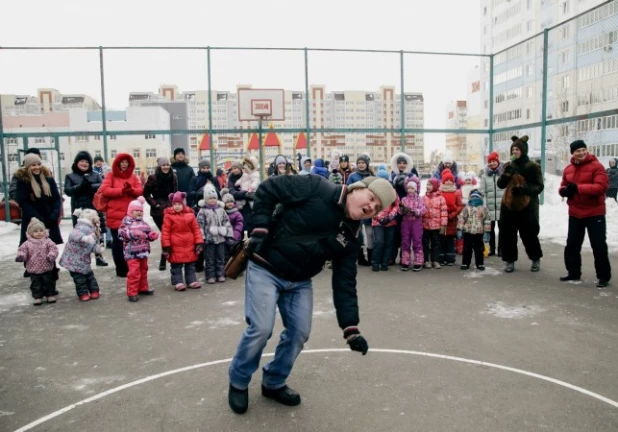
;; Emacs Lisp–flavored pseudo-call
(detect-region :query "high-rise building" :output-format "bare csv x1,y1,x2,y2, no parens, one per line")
445,100,469,170
129,85,425,169
1,88,101,116
478,0,617,167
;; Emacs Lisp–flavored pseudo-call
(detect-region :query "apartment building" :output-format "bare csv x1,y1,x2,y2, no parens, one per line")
129,84,425,168
478,0,617,167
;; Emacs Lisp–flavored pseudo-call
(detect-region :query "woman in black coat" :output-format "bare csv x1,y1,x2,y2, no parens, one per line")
143,157,178,270
15,154,63,247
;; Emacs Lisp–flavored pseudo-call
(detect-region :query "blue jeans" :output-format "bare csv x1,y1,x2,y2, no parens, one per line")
228,260,313,390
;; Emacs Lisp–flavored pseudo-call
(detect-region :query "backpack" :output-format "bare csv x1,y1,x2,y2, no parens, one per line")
93,188,109,212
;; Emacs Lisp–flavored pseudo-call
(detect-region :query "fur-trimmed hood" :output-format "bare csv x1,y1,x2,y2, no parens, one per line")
14,165,52,182
111,153,136,179
390,152,414,174
242,156,257,172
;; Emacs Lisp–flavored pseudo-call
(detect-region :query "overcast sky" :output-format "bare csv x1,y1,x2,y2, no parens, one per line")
0,0,482,160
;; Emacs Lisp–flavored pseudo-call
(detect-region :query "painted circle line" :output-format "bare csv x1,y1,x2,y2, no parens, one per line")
13,348,618,432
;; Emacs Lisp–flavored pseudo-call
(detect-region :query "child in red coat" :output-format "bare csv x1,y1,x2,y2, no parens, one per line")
438,169,464,266
161,192,204,291
118,197,159,302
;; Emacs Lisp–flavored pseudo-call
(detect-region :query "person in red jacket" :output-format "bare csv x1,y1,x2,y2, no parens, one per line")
161,192,204,291
559,140,611,288
99,153,144,277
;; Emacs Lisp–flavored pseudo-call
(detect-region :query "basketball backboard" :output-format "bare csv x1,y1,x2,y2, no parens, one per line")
238,88,285,122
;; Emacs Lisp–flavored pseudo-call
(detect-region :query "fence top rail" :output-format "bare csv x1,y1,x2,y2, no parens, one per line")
0,45,489,57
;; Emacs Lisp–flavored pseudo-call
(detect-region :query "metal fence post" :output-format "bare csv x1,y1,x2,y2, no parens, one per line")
0,96,10,222
99,47,109,162
540,28,550,205
304,48,311,158
400,51,405,152
207,47,214,168
488,54,494,154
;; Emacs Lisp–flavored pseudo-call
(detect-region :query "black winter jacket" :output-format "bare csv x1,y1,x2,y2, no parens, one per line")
250,175,361,329
64,170,102,213
143,169,178,218
171,160,195,193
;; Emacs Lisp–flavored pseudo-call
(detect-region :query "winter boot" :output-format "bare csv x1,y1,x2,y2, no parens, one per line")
95,255,109,267
229,384,249,414
261,385,301,406
504,262,515,273
159,254,166,271
530,259,541,272
559,273,580,282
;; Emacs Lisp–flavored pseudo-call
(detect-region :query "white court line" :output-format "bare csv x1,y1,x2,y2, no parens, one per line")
13,348,618,432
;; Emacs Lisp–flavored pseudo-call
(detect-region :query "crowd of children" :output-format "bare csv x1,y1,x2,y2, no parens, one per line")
15,150,496,306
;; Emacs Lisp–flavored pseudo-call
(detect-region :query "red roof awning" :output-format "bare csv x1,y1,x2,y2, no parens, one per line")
199,134,211,151
294,132,307,150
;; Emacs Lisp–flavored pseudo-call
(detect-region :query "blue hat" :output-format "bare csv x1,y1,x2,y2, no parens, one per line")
376,168,390,180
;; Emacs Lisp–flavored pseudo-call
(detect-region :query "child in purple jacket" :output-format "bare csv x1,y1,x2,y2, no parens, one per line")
16,218,59,305
400,176,426,272
118,197,159,302
222,190,244,242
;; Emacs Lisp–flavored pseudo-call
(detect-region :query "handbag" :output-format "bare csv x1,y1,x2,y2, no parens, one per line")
93,188,109,212
224,239,249,280
224,229,341,280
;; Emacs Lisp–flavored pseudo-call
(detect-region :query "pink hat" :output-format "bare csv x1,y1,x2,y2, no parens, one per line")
428,178,440,191
127,196,145,215
168,191,187,204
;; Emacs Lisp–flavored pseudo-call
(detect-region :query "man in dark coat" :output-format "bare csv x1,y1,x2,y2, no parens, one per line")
170,147,195,193
559,140,611,288
497,135,544,273
227,175,396,414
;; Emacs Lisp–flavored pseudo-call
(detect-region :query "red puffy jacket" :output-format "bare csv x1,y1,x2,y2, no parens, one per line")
560,154,608,219
100,153,144,229
161,206,203,264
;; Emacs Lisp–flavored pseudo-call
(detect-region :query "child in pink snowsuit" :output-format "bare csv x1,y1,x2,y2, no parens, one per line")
400,176,426,271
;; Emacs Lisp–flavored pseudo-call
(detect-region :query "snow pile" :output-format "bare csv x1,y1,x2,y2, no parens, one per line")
0,221,19,236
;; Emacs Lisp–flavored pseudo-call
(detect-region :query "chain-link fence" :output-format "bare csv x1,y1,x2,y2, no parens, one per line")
1,1,616,219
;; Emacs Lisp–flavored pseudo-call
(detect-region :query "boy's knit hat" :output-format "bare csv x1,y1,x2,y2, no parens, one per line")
27,217,46,236
127,196,146,215
441,169,455,184
169,191,186,204
198,159,211,169
73,208,100,225
570,139,587,154
94,155,104,163
347,177,396,210
469,189,483,200
223,193,235,203
204,183,218,200
356,154,370,167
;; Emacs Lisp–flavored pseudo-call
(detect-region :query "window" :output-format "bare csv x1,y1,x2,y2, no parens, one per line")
60,152,65,161
95,150,102,157
562,1,569,15
8,154,19,162
34,137,46,144
562,25,570,40
109,135,117,140
134,168,140,176
483,6,487,15
145,133,155,139
526,20,533,32
111,150,117,158
94,135,101,141
527,0,532,9
5,138,17,144
561,100,569,113
133,149,140,158
562,75,570,89
527,64,534,76
76,135,88,142
561,50,570,64
526,109,531,119
145,148,156,158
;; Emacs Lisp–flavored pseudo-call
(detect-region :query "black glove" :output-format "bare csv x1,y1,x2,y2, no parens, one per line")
80,178,91,189
559,187,570,198
503,164,515,175
246,228,268,257
245,192,256,200
344,326,369,355
566,183,578,196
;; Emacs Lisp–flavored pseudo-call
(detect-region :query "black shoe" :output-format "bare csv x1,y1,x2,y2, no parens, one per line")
412,264,422,272
400,265,409,272
261,385,301,406
460,264,470,270
139,289,155,295
446,262,454,266
596,280,609,289
106,241,113,249
159,256,166,271
530,260,541,272
128,296,138,302
53,290,59,296
371,265,380,272
96,256,109,267
504,262,515,273
477,265,485,271
380,265,388,271
559,274,581,282
23,270,30,278
229,384,249,414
